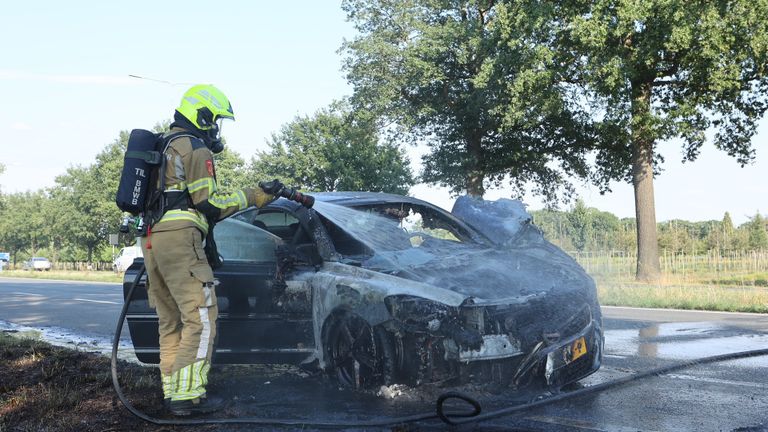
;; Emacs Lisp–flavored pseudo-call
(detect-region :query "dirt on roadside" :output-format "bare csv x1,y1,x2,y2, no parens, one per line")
0,331,289,432
0,330,502,432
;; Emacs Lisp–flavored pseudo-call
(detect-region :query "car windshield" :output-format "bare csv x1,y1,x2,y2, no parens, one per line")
312,200,487,270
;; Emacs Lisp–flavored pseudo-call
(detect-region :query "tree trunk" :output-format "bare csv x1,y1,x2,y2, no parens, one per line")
466,135,485,197
631,82,661,282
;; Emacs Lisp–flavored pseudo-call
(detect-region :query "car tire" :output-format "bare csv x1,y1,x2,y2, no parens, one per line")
324,312,396,390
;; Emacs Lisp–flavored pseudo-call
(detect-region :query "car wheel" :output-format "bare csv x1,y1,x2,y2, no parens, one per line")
324,312,396,390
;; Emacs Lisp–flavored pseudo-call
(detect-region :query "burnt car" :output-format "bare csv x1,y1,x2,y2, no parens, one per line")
124,192,603,390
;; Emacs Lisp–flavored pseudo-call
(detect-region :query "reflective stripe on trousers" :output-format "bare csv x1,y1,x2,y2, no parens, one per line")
170,359,210,401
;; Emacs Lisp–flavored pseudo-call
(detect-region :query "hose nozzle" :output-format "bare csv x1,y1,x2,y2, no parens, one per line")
259,180,314,208
280,186,315,208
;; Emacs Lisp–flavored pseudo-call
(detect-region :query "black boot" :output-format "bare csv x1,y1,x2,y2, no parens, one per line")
168,395,223,416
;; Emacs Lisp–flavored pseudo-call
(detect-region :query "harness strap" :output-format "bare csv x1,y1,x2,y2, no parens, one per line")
144,132,199,229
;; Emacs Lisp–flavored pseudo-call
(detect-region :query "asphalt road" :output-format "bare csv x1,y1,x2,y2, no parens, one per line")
1,277,767,431
0,277,124,338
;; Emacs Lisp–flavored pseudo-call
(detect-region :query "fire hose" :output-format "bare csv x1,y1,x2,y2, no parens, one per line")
111,264,768,428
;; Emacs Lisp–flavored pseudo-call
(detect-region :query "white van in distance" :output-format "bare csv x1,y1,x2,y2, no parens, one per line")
113,246,142,272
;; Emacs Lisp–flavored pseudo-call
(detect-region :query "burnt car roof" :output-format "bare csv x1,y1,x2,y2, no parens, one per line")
271,191,447,209
267,191,491,245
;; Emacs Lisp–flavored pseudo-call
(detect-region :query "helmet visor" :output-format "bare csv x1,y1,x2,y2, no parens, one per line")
215,118,231,138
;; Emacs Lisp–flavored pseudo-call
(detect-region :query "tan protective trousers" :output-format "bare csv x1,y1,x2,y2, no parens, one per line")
141,227,218,401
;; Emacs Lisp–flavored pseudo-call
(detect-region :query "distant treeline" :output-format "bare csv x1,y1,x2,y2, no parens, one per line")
0,124,764,265
0,109,415,266
531,200,768,254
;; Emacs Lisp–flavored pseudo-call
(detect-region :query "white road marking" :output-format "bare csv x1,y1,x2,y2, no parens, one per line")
73,298,120,305
12,292,45,297
667,373,768,389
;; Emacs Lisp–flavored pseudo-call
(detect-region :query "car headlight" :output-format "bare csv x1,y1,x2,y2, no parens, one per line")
384,295,456,331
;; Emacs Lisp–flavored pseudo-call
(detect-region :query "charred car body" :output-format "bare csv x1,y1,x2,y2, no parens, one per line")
124,192,603,390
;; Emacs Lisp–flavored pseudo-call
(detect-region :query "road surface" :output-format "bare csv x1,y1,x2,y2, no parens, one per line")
1,277,767,431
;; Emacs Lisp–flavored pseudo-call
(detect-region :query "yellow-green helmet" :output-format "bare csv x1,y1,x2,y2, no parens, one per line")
176,84,235,130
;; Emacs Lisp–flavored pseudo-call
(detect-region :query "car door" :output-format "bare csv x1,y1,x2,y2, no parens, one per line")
213,213,315,364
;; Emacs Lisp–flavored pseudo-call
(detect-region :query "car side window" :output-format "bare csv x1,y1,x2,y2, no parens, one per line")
252,210,301,241
213,218,282,263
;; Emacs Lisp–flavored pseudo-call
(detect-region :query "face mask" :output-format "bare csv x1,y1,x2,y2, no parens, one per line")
207,120,225,154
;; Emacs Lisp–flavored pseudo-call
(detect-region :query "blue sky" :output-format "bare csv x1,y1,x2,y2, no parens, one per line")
1,1,765,225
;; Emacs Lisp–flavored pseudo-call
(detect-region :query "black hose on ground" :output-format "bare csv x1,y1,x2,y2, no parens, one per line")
111,265,436,428
112,265,768,428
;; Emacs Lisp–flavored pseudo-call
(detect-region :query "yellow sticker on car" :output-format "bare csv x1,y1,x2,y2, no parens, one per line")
571,337,587,361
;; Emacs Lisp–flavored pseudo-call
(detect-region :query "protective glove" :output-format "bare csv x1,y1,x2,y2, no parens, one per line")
259,179,285,195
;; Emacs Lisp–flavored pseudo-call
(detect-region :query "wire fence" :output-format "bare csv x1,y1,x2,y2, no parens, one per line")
570,249,768,278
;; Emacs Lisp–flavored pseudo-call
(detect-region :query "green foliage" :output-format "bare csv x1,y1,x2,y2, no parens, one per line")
548,0,768,185
249,102,415,194
214,148,249,191
533,201,622,252
567,199,592,251
342,0,594,202
0,192,48,264
531,204,767,255
747,212,768,249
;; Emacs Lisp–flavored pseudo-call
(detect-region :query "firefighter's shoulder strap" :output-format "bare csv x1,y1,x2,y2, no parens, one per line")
144,131,197,226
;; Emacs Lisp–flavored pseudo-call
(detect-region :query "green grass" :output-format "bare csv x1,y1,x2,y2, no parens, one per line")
595,276,768,313
0,269,122,284
705,272,768,287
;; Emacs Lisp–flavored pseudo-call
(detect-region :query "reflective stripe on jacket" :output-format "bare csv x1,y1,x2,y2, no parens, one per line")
152,127,272,234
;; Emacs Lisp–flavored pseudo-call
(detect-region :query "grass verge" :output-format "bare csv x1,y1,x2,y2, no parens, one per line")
596,278,768,313
0,269,122,284
0,331,323,431
0,331,165,432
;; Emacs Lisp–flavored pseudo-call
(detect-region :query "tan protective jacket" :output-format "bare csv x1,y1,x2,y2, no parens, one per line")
151,126,273,234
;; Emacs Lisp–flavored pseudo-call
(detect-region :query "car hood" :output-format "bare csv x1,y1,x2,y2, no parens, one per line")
362,240,593,303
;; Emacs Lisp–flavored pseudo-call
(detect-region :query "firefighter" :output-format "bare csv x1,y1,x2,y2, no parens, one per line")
141,84,283,415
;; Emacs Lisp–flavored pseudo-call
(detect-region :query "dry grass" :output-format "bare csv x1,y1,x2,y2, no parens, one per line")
0,331,165,432
0,269,122,283
595,276,768,313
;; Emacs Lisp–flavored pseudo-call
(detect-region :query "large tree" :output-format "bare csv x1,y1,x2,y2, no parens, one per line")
341,0,594,203
249,102,415,194
547,1,768,280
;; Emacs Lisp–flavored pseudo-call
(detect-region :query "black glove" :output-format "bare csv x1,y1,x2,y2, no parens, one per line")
203,218,223,269
259,179,284,195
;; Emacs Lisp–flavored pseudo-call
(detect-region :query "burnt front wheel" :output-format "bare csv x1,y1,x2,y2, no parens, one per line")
325,312,395,390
